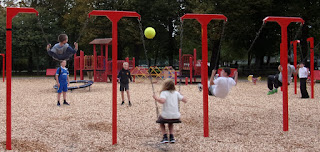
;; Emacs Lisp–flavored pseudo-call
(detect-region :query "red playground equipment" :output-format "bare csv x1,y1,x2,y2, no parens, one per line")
74,38,135,82
178,48,201,83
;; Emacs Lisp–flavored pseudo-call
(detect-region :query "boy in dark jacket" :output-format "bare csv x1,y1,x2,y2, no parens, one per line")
117,62,132,106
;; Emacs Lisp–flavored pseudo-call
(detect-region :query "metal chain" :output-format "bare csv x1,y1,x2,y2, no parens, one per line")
214,21,226,70
288,24,303,57
178,20,183,92
137,18,159,118
247,22,265,54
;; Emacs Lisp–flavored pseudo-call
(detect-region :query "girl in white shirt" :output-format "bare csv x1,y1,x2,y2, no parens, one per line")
298,62,309,98
153,79,187,144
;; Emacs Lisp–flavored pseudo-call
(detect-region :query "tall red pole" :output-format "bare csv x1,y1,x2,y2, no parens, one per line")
181,14,227,137
263,16,304,131
307,37,314,98
291,40,300,94
194,48,197,82
105,44,108,83
89,10,140,145
6,7,38,150
74,53,77,80
175,72,177,85
93,44,96,81
112,21,118,145
80,51,84,80
189,57,192,84
179,48,182,78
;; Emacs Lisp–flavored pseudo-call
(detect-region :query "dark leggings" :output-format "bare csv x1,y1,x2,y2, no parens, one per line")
267,74,282,90
300,78,309,98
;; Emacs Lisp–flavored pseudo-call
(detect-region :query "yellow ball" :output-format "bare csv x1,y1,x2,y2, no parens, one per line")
144,27,156,39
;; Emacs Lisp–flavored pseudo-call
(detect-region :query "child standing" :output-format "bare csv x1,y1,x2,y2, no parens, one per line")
298,62,309,98
117,62,132,106
55,60,70,106
153,79,187,144
46,34,78,61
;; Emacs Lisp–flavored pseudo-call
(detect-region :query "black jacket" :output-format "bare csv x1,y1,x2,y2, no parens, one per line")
117,69,132,84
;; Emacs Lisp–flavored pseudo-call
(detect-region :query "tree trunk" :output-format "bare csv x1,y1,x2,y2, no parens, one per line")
133,44,140,66
267,55,271,67
28,47,33,74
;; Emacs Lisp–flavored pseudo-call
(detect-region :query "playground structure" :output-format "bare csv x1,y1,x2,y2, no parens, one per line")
3,7,320,151
263,16,304,132
74,38,135,82
130,66,176,83
291,38,316,98
178,48,201,84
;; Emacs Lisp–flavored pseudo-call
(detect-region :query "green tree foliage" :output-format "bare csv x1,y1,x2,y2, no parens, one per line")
0,0,320,75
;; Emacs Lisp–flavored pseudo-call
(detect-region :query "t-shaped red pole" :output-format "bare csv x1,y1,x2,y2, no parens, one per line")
88,10,140,145
6,7,38,150
0,54,5,82
181,14,227,137
307,37,314,99
263,16,304,131
290,40,300,95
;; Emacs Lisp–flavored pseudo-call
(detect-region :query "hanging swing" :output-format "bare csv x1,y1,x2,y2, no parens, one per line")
137,19,182,124
37,12,94,61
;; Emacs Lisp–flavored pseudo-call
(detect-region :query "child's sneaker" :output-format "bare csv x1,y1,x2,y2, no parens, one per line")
274,88,278,93
169,134,175,143
160,134,169,144
267,90,274,95
57,101,60,106
128,101,132,106
63,101,70,105
121,101,125,105
198,83,203,92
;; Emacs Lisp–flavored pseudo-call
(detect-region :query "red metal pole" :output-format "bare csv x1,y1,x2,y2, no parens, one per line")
179,49,181,75
80,51,84,80
105,44,108,83
133,57,135,67
291,41,298,94
194,48,197,82
1,54,5,82
263,16,304,131
202,24,209,137
74,53,77,80
89,10,141,145
307,37,314,98
6,28,12,151
94,44,96,82
185,77,188,85
181,13,227,137
189,57,192,84
175,72,177,85
6,7,38,150
112,21,118,145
